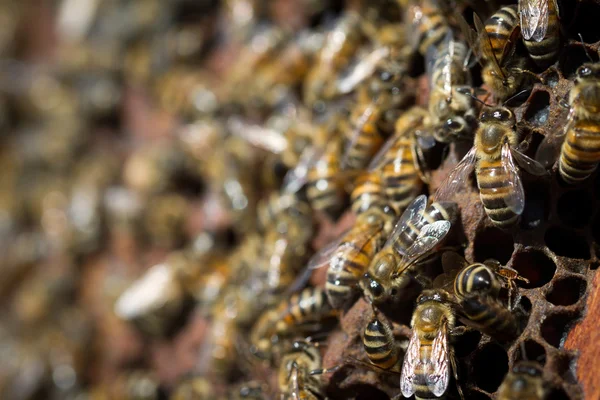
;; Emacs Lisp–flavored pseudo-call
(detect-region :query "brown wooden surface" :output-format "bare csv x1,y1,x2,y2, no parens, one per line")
565,270,600,400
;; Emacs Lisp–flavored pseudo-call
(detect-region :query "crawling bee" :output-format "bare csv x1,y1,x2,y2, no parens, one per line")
400,290,465,400
537,64,600,185
278,340,325,400
519,0,561,69
497,361,547,400
437,252,528,341
405,0,453,57
436,106,547,229
363,309,401,370
361,195,457,306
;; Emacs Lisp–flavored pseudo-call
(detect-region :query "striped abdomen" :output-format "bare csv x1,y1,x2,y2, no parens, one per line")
559,118,600,184
416,5,452,56
454,263,497,298
522,1,560,68
485,5,519,64
394,202,457,252
431,41,470,89
457,296,518,340
326,224,385,308
343,103,385,170
476,159,520,228
363,317,399,369
413,344,442,400
381,137,423,213
351,171,385,215
276,287,337,335
307,138,346,218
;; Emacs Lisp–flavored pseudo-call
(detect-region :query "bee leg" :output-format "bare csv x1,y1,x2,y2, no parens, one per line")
309,364,342,376
449,325,473,336
449,347,465,400
343,356,402,375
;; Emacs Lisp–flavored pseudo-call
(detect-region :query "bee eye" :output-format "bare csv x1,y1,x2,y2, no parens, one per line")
493,110,503,119
369,280,384,298
579,66,592,77
380,71,392,82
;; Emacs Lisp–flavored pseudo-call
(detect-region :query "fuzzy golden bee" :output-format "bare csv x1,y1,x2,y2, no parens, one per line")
497,361,547,400
436,106,547,229
278,340,325,400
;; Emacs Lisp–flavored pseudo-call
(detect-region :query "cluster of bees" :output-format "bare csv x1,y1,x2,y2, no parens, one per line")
0,0,597,399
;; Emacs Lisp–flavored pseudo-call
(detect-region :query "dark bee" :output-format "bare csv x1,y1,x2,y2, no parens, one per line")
363,310,400,370
519,0,561,69
497,361,547,400
278,341,325,400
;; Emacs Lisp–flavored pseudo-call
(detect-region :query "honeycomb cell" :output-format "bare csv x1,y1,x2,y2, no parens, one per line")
541,312,580,348
544,226,590,259
514,339,546,365
473,227,514,265
560,43,600,79
453,329,482,358
511,250,556,288
472,343,508,392
541,67,560,88
520,180,550,230
546,276,586,306
518,296,533,330
557,190,593,229
524,91,550,127
554,352,578,384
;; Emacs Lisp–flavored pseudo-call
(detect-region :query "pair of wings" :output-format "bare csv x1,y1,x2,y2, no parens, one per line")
401,321,450,398
518,0,557,42
435,143,547,215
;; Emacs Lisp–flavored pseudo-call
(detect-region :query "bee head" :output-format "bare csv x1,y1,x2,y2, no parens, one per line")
576,64,600,82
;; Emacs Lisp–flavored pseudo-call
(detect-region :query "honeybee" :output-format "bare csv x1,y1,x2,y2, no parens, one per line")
170,376,216,400
303,11,364,107
360,195,457,306
278,340,325,400
426,33,478,143
257,191,312,232
351,106,431,216
400,289,464,400
497,361,546,400
436,106,547,229
228,381,269,400
537,64,600,184
437,252,527,341
363,309,400,370
250,287,338,360
519,0,561,69
405,0,453,57
461,7,533,101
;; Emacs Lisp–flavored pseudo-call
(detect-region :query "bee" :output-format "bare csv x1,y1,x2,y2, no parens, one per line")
426,33,478,143
519,0,561,69
405,0,453,57
278,340,325,400
228,381,269,400
363,310,400,370
351,106,432,216
497,361,546,400
303,11,364,107
361,195,457,306
438,252,527,341
250,287,338,360
170,376,216,400
461,7,533,101
537,64,600,184
436,106,547,229
400,289,464,400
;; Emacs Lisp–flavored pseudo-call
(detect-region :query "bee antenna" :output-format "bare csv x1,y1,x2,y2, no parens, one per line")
578,34,594,62
503,89,529,107
456,87,492,107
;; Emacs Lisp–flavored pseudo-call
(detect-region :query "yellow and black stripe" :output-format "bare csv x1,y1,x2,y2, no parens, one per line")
363,316,399,370
415,2,453,56
476,159,520,228
350,171,385,215
342,103,386,171
485,5,519,64
307,137,347,218
559,119,600,184
522,0,560,69
395,201,457,251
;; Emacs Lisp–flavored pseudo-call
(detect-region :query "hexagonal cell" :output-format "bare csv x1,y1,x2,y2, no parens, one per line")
517,296,532,330
512,250,556,288
557,190,593,229
541,67,560,88
546,276,587,306
544,226,590,259
554,352,578,384
473,227,514,265
454,329,482,358
514,339,547,365
472,343,508,393
524,91,550,127
559,43,600,79
546,386,570,400
520,180,550,230
541,312,580,348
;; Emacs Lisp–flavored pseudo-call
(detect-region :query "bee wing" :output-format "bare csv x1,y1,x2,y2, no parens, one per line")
282,146,322,193
456,13,484,68
473,13,506,79
341,102,379,170
227,117,288,154
406,4,425,51
400,330,422,398
511,147,548,176
367,132,402,171
398,220,451,270
382,194,428,250
501,142,526,215
434,251,468,291
535,104,573,168
519,0,549,42
337,47,389,94
426,31,455,99
425,322,451,397
434,146,477,202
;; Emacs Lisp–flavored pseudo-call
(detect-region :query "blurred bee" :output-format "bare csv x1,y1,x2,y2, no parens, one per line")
228,381,269,400
436,106,547,229
278,340,325,400
250,287,338,360
400,290,464,400
519,0,561,69
351,106,432,216
461,7,534,101
304,11,364,107
437,252,527,341
361,195,457,306
497,361,546,400
538,64,600,184
170,376,216,400
363,310,400,370
426,33,478,143
405,0,453,57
